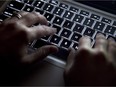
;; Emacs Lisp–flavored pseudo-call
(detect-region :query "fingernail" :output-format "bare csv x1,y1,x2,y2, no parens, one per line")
84,35,90,39
97,33,104,36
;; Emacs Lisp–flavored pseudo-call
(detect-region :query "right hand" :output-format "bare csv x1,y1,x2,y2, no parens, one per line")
64,34,116,86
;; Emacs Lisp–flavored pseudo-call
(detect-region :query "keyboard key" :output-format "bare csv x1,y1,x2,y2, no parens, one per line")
53,16,63,25
35,8,44,14
52,25,61,34
113,21,116,27
69,6,79,13
60,28,72,38
53,7,64,16
63,20,74,29
44,12,54,21
59,3,69,9
41,35,50,40
101,17,112,24
43,3,54,12
63,11,74,20
73,24,84,33
9,1,24,10
93,22,105,31
49,0,59,5
80,10,89,16
50,35,61,44
73,42,79,50
107,35,116,41
33,1,44,8
83,18,94,27
71,32,82,43
104,25,116,35
60,39,71,48
3,7,18,16
84,27,95,37
23,5,34,12
73,14,84,23
0,14,9,21
90,14,100,20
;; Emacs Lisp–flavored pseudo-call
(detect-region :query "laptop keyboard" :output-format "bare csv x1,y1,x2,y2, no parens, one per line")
0,0,116,60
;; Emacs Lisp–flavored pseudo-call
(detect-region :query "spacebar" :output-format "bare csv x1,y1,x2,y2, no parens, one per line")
33,39,69,61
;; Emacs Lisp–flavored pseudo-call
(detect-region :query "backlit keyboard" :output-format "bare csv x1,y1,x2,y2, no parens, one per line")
0,0,116,60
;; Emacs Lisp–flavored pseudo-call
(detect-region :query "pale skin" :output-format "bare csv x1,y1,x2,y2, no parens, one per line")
0,12,116,86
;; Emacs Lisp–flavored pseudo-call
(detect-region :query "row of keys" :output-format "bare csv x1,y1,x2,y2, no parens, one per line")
9,0,116,27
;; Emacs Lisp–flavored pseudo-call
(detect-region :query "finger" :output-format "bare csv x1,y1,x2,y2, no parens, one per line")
11,11,28,21
94,33,108,52
79,36,91,49
108,38,116,63
4,11,28,23
29,25,57,40
22,45,58,64
18,12,48,27
66,48,76,71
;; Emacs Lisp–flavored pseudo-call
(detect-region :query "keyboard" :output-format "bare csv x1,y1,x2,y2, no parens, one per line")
0,0,116,60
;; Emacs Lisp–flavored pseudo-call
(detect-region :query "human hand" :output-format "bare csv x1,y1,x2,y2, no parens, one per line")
64,34,116,86
0,11,58,66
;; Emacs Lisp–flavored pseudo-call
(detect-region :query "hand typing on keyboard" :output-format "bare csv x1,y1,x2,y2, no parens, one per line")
0,11,58,66
64,34,116,86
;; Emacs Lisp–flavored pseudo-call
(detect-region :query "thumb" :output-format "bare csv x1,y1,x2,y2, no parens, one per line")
22,45,58,64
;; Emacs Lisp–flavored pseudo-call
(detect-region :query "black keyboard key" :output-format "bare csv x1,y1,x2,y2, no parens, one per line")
94,22,105,31
52,25,61,34
53,7,64,16
71,32,82,43
63,20,73,29
60,28,72,38
101,17,112,24
60,39,71,48
50,35,61,45
107,35,116,41
49,0,59,5
9,1,24,10
113,21,116,27
23,5,34,12
33,39,51,48
63,11,74,20
43,3,54,12
35,8,44,14
69,6,79,13
83,18,94,27
44,12,54,21
73,14,84,23
4,7,18,16
59,3,68,9
84,27,95,37
80,10,89,16
73,24,84,33
41,35,50,40
53,16,63,25
73,42,78,50
0,14,9,21
33,1,44,8
90,14,100,20
104,25,116,35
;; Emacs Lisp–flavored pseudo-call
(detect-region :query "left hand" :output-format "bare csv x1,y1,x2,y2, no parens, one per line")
0,11,58,66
